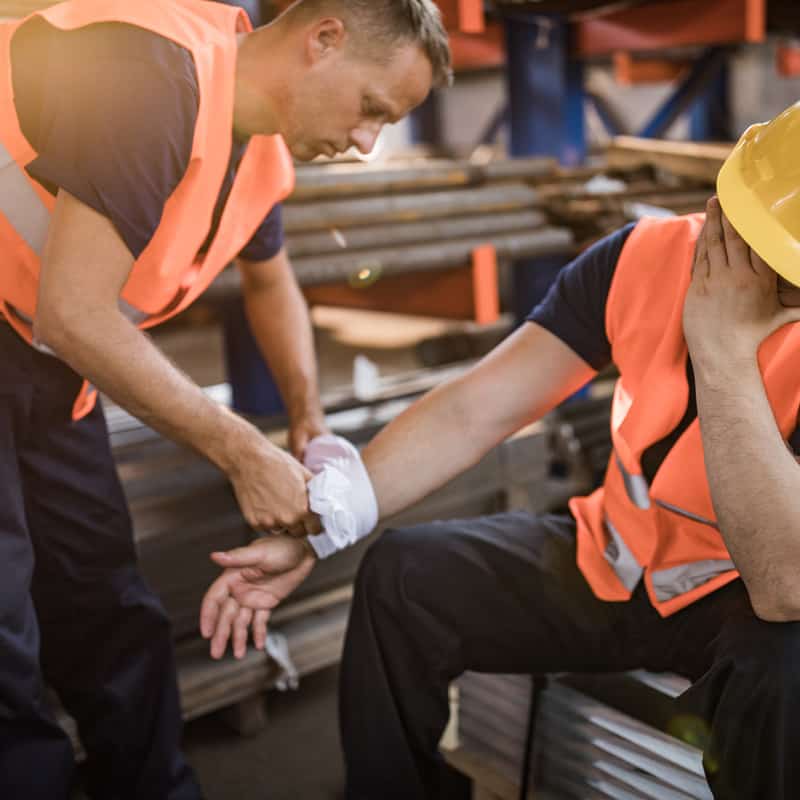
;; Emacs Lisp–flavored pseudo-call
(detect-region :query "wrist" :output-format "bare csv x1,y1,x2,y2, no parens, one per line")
205,410,264,475
287,393,324,424
692,348,761,389
689,335,758,377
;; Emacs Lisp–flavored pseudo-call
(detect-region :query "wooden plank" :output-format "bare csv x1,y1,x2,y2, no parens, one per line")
606,136,733,183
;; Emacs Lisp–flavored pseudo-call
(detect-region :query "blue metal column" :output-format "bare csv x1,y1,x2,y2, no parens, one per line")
504,14,584,327
504,14,585,165
689,58,731,141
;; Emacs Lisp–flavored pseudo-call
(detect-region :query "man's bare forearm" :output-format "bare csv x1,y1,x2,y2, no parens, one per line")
363,324,595,520
239,253,322,422
37,305,255,472
695,358,800,619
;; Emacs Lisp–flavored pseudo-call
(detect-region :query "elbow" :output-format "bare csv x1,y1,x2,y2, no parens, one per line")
750,582,800,623
32,300,82,356
33,304,63,351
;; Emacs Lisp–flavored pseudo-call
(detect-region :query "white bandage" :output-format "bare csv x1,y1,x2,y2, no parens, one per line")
303,434,379,559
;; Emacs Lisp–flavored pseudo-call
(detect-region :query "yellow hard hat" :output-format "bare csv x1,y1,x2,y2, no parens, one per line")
717,101,800,287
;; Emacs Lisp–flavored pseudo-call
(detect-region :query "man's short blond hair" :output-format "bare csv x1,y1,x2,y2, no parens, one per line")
286,0,453,87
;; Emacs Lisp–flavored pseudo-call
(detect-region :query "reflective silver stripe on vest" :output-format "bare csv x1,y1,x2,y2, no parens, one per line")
603,516,643,591
9,299,150,354
615,451,650,509
118,297,150,325
0,140,50,256
651,559,736,602
654,499,719,530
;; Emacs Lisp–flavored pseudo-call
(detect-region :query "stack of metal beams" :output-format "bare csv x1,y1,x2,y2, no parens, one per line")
208,156,577,297
453,671,712,799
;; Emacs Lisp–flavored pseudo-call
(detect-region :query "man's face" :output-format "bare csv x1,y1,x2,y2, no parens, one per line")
280,38,433,162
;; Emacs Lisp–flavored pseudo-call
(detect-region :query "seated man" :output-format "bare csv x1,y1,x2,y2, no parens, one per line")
200,103,800,800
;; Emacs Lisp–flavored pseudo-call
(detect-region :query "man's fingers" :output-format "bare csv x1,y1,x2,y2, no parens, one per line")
232,606,254,660
200,575,231,639
704,197,728,273
211,544,265,568
210,597,240,660
719,207,753,274
253,609,271,651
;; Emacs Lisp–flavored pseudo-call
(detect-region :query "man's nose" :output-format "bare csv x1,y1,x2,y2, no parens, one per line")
349,125,381,155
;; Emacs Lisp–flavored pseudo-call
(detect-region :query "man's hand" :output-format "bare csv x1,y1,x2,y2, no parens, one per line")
200,535,317,659
683,197,800,371
223,429,314,534
288,409,329,462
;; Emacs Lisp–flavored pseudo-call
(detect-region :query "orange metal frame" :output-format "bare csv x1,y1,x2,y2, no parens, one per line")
575,0,765,57
612,51,688,85
303,246,499,324
436,0,485,34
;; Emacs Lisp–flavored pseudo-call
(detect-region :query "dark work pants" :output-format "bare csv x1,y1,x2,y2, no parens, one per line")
341,511,800,799
0,323,201,800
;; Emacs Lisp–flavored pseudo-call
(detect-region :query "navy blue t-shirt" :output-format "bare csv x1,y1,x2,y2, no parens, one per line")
10,19,283,262
527,223,800,479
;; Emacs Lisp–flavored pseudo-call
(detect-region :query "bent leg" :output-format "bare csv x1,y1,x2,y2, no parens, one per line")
676,583,800,800
340,512,645,800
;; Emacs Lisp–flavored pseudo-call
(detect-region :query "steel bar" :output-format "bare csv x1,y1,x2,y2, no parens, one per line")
286,209,547,258
283,183,541,233
214,227,574,294
290,157,556,201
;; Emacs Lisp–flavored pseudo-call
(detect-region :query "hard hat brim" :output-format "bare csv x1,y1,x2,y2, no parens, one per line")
717,143,800,288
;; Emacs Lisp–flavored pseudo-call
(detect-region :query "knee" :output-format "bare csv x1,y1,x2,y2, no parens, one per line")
722,618,800,701
355,523,451,607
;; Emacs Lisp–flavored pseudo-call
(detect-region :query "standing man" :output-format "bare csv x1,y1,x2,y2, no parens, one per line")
203,104,800,799
0,1,451,798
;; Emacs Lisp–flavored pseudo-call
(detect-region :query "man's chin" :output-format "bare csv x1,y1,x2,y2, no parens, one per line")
288,143,322,163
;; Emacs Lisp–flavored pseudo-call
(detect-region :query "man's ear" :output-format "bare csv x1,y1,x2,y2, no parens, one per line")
306,17,347,64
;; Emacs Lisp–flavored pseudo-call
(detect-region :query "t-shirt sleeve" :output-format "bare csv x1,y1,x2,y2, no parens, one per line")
526,223,636,370
18,23,198,260
238,202,285,262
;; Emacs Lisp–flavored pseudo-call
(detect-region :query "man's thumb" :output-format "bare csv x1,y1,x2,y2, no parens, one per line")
211,546,262,567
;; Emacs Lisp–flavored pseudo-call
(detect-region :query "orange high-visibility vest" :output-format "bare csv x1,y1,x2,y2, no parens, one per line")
0,0,295,419
570,214,800,616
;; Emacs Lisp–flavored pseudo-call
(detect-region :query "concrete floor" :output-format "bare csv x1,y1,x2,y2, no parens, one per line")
184,666,346,800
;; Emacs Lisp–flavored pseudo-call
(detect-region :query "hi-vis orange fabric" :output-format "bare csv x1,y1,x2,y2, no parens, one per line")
0,0,295,419
570,214,800,616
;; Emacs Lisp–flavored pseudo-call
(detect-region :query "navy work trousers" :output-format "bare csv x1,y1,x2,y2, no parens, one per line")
341,512,800,799
0,323,201,800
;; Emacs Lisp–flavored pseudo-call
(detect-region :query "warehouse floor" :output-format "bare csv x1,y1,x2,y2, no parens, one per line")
183,666,346,800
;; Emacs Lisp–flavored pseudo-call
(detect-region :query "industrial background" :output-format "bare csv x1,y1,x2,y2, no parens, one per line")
3,1,799,798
